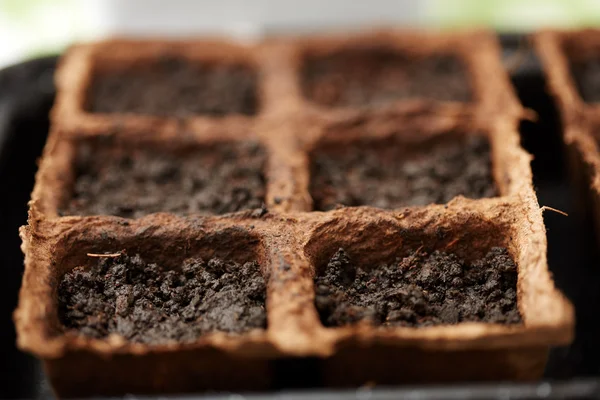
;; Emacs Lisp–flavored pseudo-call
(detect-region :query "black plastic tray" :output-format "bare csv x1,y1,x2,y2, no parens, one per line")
1,36,599,399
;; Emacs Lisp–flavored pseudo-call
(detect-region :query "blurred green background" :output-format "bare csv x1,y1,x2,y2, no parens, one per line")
427,0,600,30
1,0,599,68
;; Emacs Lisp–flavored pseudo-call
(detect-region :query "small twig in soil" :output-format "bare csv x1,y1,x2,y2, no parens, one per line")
444,238,459,249
87,251,124,258
540,206,568,217
414,245,424,255
405,245,425,270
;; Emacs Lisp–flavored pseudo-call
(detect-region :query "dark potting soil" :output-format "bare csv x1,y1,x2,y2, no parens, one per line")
301,49,471,107
88,58,258,116
62,141,266,218
309,136,497,211
572,58,600,103
314,247,521,328
58,253,266,344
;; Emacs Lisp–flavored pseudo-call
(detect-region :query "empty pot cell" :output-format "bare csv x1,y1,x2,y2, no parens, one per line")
313,247,520,328
309,136,497,211
88,57,258,116
301,48,471,108
57,228,267,344
61,141,266,217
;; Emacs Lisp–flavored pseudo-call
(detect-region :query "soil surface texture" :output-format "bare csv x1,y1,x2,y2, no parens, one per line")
302,49,471,107
59,253,267,344
572,58,600,103
89,57,258,116
314,247,521,327
62,141,266,217
310,136,497,211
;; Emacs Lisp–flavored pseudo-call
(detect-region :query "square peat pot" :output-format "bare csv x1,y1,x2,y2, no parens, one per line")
535,29,600,247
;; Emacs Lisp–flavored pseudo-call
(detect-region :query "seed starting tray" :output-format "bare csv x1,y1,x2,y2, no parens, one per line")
14,30,574,397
